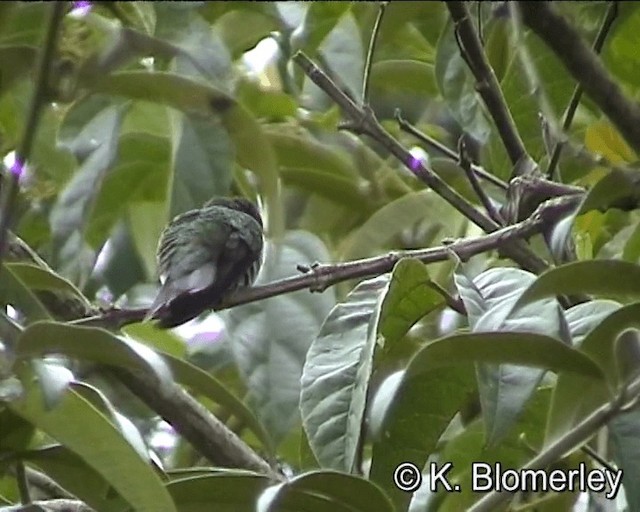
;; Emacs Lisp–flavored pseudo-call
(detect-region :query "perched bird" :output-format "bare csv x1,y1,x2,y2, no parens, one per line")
147,197,263,328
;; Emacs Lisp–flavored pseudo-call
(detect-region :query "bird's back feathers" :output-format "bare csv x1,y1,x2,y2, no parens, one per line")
147,198,263,328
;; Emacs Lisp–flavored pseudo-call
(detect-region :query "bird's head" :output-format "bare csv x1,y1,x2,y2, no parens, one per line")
204,197,262,227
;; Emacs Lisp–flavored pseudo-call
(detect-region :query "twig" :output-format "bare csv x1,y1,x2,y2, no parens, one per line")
519,1,640,156
457,136,504,225
0,3,65,266
546,2,619,180
446,2,530,173
73,195,582,330
394,109,508,190
362,2,387,103
469,375,640,511
294,51,550,274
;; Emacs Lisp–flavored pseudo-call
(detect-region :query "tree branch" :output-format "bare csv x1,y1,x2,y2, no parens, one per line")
109,368,281,479
394,109,509,191
446,1,531,173
518,1,640,156
293,51,550,274
75,194,582,330
0,3,65,267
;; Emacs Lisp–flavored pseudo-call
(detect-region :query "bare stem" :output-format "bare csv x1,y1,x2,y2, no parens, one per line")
362,2,387,103
446,2,530,173
0,3,65,266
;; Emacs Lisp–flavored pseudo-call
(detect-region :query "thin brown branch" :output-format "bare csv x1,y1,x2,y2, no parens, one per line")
362,2,387,103
0,3,65,267
293,51,550,273
457,136,505,225
394,109,509,190
75,194,582,331
519,1,640,156
109,368,281,479
446,2,531,173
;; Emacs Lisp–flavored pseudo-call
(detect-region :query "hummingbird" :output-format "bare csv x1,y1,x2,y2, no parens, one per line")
146,197,264,328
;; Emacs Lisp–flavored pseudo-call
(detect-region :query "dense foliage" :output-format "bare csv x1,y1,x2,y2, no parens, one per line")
1,2,640,511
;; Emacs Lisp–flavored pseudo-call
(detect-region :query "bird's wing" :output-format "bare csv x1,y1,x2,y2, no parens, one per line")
147,207,263,325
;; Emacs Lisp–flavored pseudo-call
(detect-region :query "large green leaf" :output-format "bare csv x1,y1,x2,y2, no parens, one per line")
0,263,51,323
300,274,388,472
10,365,176,512
27,445,126,512
339,190,465,260
609,406,640,511
50,101,127,283
435,20,491,144
546,302,640,445
15,322,173,388
86,132,170,247
167,112,234,218
515,260,640,308
376,258,445,362
227,231,335,446
455,266,568,446
167,474,272,512
257,471,395,512
370,366,475,511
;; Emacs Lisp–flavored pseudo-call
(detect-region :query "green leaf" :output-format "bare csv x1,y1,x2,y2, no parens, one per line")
377,258,444,361
227,231,335,445
168,112,234,218
86,70,234,114
369,59,438,96
15,322,173,389
51,102,127,282
456,266,568,446
167,474,271,512
0,3,47,46
10,366,176,512
86,132,170,248
26,445,125,512
546,303,640,445
124,322,186,358
579,167,640,214
435,21,490,144
222,104,283,238
407,332,603,380
565,299,621,346
369,366,475,511
5,262,90,309
515,260,640,309
610,406,640,511
603,3,640,94
128,201,167,280
215,9,280,59
258,471,395,512
300,274,388,471
0,45,37,97
0,263,51,322
340,190,465,259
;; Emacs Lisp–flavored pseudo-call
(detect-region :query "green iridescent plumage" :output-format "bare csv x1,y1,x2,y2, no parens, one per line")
147,197,263,328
